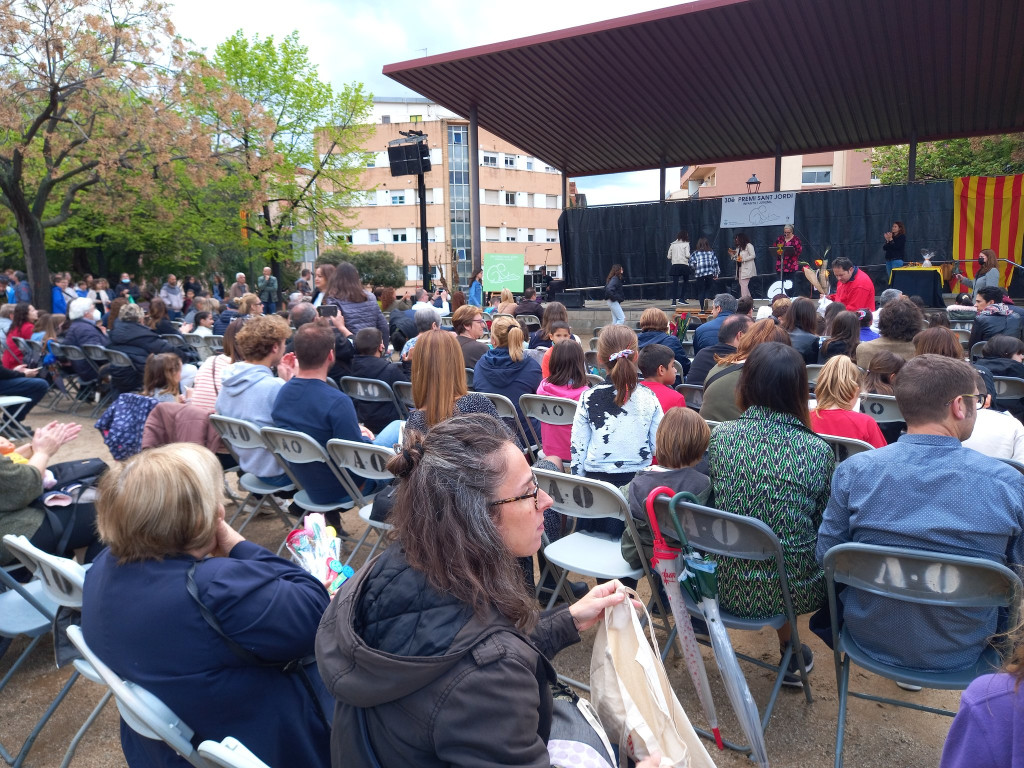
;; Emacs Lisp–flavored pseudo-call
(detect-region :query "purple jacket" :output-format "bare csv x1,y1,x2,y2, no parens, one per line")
941,673,1024,768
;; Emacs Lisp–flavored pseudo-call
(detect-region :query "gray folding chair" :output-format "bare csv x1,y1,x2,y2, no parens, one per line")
326,439,397,567
184,333,211,361
675,382,704,410
259,426,361,518
478,391,535,457
681,340,695,356
65,626,213,768
208,416,296,546
518,313,542,332
464,367,475,390
59,344,102,414
992,377,1024,411
518,394,578,459
2,536,111,768
818,434,875,462
208,334,225,355
859,393,904,424
970,341,986,361
671,359,684,381
584,350,605,376
42,342,77,412
585,373,604,387
198,737,270,768
391,380,415,411
104,348,141,394
649,493,813,751
589,337,599,351
806,364,824,390
160,334,186,348
0,396,32,439
339,376,406,422
823,543,1021,768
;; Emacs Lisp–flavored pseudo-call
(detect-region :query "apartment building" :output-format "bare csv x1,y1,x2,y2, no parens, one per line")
332,97,563,290
671,149,874,199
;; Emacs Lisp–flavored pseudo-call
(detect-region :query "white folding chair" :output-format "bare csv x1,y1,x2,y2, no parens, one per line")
806,364,824,388
585,373,604,387
518,394,578,458
859,393,904,424
0,395,32,439
478,391,535,458
198,737,270,768
208,416,296,543
818,434,875,462
65,625,213,768
326,439,397,568
339,376,407,423
534,469,643,609
2,535,110,768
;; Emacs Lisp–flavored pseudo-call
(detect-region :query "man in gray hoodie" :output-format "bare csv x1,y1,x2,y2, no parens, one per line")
215,314,296,484
159,274,185,319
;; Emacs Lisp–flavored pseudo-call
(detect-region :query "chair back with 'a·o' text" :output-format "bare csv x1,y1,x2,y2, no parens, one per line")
859,393,904,424
823,542,1022,768
326,439,397,567
518,394,578,455
339,376,406,422
65,626,212,767
818,434,875,463
259,427,361,517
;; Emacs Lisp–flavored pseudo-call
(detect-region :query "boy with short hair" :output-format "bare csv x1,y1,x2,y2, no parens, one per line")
638,343,687,412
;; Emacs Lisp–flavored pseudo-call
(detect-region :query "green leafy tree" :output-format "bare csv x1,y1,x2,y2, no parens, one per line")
873,134,1024,183
347,250,406,288
0,0,254,309
208,31,374,286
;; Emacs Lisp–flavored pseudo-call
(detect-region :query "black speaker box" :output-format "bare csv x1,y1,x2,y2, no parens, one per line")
551,291,582,308
387,140,431,177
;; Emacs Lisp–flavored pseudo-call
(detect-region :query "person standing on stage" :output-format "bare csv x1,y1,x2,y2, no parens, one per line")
666,230,692,306
775,224,801,282
955,249,1001,299
691,237,720,309
605,264,626,325
730,233,757,299
827,257,876,314
882,221,906,279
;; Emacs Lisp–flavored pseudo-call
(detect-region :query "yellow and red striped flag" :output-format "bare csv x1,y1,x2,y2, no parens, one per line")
953,174,1024,286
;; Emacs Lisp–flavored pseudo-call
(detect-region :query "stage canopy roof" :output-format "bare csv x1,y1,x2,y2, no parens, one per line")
383,0,1024,177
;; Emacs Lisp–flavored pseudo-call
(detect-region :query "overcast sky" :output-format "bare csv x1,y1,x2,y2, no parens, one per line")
166,0,690,204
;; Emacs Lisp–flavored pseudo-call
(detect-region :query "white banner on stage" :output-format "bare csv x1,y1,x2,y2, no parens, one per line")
720,192,796,228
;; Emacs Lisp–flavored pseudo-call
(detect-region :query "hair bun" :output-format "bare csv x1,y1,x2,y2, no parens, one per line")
387,432,426,479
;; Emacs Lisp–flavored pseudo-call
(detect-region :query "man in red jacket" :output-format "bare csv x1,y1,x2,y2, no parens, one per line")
828,257,876,313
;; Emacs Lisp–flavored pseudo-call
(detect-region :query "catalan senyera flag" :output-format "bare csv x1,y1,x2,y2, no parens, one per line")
952,174,1024,286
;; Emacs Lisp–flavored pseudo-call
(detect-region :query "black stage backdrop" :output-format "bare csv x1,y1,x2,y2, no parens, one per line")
558,181,967,301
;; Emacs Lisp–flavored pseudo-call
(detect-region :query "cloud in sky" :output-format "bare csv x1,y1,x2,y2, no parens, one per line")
165,0,691,203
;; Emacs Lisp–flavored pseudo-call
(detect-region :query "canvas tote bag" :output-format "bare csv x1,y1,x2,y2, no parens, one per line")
590,587,717,768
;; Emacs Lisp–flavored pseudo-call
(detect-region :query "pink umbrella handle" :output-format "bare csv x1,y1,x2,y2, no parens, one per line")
644,486,682,568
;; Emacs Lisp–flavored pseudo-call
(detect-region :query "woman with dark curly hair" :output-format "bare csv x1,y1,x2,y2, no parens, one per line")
855,296,923,369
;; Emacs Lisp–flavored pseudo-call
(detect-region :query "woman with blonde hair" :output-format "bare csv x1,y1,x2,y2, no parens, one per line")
237,293,263,318
474,314,542,439
405,329,503,433
809,355,886,448
82,443,331,768
699,318,791,423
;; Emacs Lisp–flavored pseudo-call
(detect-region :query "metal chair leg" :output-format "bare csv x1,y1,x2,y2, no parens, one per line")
59,689,112,768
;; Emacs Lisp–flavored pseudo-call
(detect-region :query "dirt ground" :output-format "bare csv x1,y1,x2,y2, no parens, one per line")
1,405,958,768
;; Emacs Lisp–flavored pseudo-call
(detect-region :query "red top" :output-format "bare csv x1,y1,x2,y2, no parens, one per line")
775,235,802,272
641,381,687,413
829,266,876,313
810,407,887,448
2,322,34,369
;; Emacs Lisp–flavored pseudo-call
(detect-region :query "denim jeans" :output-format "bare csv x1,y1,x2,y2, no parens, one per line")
608,301,625,325
373,419,403,450
886,259,904,281
263,302,277,315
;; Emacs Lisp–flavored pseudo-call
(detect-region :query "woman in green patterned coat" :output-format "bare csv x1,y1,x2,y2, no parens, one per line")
706,342,835,686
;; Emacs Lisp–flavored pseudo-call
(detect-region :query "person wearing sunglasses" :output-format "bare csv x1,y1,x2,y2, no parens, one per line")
816,354,1024,676
316,414,666,768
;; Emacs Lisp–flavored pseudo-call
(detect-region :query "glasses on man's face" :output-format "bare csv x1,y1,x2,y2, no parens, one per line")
489,474,540,509
472,318,487,325
946,393,985,407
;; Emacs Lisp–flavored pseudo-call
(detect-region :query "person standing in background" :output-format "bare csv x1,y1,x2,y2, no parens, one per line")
691,237,720,310
882,221,906,279
730,232,757,299
666,230,691,306
605,264,626,325
228,272,248,301
468,268,483,307
257,266,279,315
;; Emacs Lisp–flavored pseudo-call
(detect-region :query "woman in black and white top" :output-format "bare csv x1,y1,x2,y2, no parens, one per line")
666,230,691,306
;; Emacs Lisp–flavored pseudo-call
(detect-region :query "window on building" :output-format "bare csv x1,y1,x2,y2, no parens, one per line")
505,191,516,205
527,231,534,242
483,153,497,167
546,235,557,243
526,159,534,171
369,230,379,243
506,235,517,242
546,195,558,208
393,233,407,242
870,170,881,185
381,115,390,124
410,115,422,123
484,189,499,204
504,155,516,168
391,193,405,205
345,234,353,244
415,189,434,205
544,165,556,173
485,227,500,241
366,155,375,168
802,166,833,185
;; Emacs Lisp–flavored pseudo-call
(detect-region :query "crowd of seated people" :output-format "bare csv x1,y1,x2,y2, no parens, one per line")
11,262,1024,767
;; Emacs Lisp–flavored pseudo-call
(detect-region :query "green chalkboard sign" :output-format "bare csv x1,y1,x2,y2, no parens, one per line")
482,253,525,293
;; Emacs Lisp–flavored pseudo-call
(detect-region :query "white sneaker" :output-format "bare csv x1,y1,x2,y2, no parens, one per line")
896,681,923,692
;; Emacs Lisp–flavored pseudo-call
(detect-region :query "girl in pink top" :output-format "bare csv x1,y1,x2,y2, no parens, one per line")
809,355,887,448
535,340,589,468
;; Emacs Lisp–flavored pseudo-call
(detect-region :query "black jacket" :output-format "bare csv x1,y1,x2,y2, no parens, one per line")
62,319,109,381
605,276,625,303
788,328,821,365
107,322,185,392
349,355,409,432
970,308,1023,348
686,343,735,385
315,545,579,768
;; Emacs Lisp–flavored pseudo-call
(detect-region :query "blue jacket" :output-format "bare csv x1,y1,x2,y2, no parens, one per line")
82,542,331,768
51,285,68,314
473,347,542,437
693,311,733,354
468,280,482,307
